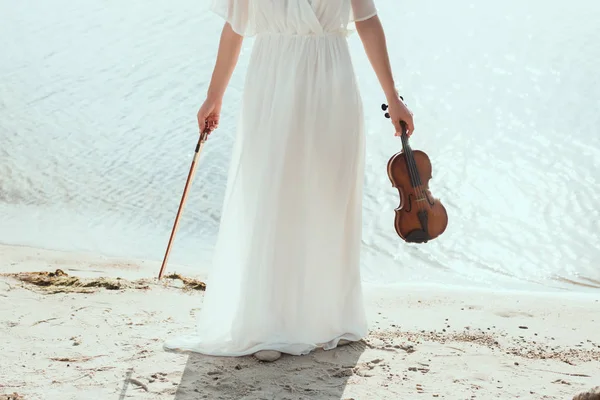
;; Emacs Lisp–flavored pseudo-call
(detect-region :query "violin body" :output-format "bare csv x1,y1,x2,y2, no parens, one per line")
381,102,448,243
387,148,448,243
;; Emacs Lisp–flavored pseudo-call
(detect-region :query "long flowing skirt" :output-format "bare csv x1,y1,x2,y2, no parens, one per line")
164,31,368,356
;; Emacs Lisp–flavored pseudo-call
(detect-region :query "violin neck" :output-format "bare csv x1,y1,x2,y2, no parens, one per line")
401,132,422,187
400,132,411,154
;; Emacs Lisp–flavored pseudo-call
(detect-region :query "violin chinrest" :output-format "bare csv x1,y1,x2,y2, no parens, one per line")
403,229,430,244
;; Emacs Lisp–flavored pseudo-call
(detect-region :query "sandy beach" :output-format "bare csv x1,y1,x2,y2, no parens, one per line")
1,243,598,400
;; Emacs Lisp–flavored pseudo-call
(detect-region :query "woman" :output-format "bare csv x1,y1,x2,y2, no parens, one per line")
164,0,414,362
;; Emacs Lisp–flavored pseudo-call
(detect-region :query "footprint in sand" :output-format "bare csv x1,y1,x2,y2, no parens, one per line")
149,372,168,383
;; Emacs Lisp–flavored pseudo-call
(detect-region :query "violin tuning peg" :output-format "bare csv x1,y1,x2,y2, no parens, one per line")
381,104,388,111
384,112,390,119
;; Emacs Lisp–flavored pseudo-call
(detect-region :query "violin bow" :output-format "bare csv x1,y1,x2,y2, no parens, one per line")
157,128,211,280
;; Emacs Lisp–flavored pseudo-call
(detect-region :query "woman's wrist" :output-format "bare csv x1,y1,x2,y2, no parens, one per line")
384,85,400,102
206,89,224,104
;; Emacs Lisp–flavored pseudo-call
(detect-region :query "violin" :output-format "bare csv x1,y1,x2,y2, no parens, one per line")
382,103,448,243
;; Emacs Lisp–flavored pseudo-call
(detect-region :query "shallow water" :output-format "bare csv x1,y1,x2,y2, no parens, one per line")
1,0,599,291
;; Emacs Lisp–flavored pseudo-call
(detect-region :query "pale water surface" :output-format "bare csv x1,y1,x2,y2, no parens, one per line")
1,0,599,291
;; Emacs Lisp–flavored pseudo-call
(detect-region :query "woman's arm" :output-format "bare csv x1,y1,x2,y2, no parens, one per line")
197,22,244,133
355,16,415,136
207,22,244,101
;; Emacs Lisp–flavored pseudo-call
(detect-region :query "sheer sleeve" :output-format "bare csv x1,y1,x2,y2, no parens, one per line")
350,0,377,23
210,0,257,37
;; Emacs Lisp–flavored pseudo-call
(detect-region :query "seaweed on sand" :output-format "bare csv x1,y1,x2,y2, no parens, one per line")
2,269,207,293
0,393,24,400
2,269,150,294
162,273,206,291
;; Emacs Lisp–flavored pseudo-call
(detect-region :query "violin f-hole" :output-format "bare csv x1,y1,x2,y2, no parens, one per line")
424,190,435,206
404,193,415,212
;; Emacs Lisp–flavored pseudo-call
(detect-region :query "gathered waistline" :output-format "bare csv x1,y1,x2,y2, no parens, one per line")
256,29,349,39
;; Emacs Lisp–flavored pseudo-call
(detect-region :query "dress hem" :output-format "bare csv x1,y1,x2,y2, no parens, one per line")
163,332,365,357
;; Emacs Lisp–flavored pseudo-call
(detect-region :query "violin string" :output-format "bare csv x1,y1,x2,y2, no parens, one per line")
411,143,425,211
409,138,425,212
402,132,419,210
402,132,420,211
411,132,428,211
403,131,423,212
394,115,425,213
407,132,426,212
401,134,415,197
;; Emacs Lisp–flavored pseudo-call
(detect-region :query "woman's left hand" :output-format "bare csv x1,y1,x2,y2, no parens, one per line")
387,95,414,137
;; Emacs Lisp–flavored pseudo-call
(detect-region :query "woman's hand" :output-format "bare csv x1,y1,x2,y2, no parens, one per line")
196,21,244,136
387,95,414,137
197,97,222,135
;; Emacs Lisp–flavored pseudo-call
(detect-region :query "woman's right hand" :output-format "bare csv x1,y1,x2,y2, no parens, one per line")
386,95,415,137
197,97,222,135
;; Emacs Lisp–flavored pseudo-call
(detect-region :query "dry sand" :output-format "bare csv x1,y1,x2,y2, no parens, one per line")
1,243,599,400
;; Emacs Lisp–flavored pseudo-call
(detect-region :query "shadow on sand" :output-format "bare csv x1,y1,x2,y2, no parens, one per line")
173,341,366,400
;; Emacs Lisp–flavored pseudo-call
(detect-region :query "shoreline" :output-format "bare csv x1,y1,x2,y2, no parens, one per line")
1,242,597,295
1,243,599,399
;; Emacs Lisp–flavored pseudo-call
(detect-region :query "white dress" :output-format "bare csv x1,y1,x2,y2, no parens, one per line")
164,0,377,357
